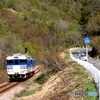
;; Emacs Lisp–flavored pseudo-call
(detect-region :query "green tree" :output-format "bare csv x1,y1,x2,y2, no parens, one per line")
91,36,100,57
86,13,100,35
0,19,8,35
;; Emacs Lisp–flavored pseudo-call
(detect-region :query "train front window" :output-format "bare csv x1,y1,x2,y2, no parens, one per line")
14,60,19,65
20,59,26,64
6,60,13,65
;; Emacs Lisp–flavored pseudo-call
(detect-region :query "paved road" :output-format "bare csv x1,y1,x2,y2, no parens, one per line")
71,48,100,70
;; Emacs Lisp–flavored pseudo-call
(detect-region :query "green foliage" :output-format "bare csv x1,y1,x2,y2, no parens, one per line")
0,19,8,35
8,0,17,8
24,41,40,56
0,0,99,67
0,0,9,8
29,0,41,8
0,0,17,8
31,9,41,18
66,22,83,47
77,0,100,35
66,31,83,47
91,36,100,56
86,13,100,33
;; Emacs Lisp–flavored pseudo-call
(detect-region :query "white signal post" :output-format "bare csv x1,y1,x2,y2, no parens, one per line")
86,44,88,62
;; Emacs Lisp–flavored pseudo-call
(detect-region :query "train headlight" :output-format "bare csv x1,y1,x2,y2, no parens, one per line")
20,66,26,69
7,66,13,69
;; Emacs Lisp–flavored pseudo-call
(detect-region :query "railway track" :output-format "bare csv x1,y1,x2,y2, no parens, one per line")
0,65,42,95
34,65,43,74
0,82,19,94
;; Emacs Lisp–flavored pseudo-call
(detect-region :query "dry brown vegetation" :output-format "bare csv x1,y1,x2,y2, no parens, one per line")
0,69,8,84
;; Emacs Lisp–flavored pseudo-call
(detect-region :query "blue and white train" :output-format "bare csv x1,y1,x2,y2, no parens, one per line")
6,53,35,81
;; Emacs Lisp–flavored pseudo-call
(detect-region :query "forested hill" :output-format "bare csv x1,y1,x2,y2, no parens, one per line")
0,0,100,68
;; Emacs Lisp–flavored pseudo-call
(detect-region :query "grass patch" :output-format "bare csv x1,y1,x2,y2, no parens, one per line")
76,81,98,100
14,81,39,98
78,81,97,91
35,67,60,84
21,89,36,96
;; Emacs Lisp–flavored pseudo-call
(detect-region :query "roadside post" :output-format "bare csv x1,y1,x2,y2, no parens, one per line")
83,37,90,62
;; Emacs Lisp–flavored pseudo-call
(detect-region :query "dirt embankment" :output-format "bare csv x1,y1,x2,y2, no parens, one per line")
15,52,97,100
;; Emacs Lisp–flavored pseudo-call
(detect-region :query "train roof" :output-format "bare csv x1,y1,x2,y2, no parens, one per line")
6,53,33,60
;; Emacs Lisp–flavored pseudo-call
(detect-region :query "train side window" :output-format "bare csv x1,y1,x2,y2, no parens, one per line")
32,60,35,65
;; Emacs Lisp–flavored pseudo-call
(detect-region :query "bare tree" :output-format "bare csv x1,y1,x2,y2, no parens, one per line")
0,33,23,66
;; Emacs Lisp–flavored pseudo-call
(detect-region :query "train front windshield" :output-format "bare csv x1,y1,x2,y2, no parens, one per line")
6,59,27,65
20,60,27,64
6,60,13,65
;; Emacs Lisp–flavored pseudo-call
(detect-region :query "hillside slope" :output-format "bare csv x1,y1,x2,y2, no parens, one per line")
14,52,97,100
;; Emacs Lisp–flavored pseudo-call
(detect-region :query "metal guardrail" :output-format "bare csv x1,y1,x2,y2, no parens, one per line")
70,52,100,100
